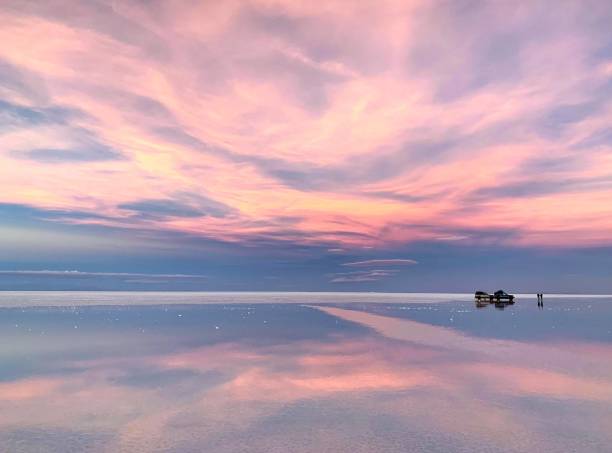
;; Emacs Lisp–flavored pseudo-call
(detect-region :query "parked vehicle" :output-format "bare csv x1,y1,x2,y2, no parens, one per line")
474,290,515,306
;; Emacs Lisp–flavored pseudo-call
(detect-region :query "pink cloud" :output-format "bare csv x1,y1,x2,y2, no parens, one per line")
0,0,611,249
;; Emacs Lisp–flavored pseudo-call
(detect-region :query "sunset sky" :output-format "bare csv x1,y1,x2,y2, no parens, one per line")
1,0,612,291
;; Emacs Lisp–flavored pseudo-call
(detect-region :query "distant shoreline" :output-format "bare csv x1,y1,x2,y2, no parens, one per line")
1,291,612,309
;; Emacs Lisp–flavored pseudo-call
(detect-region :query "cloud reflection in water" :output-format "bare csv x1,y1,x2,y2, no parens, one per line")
1,300,611,452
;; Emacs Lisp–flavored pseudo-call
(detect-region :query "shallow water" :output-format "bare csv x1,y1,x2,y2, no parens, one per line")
1,293,611,452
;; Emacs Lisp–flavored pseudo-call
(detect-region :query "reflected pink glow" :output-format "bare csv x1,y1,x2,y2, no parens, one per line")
2,308,612,450
316,307,612,401
219,367,436,401
458,363,612,402
0,377,62,401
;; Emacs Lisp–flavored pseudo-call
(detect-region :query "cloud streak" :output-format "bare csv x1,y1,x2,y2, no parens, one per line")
330,269,400,283
0,270,207,279
342,259,418,267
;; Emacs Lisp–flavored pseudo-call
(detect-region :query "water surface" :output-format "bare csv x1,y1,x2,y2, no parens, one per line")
1,293,611,452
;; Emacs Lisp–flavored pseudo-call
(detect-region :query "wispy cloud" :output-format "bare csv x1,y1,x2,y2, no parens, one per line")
342,259,418,267
119,193,234,220
12,146,123,163
330,269,399,283
0,270,207,279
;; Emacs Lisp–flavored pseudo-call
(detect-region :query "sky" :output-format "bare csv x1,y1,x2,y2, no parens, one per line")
1,0,612,292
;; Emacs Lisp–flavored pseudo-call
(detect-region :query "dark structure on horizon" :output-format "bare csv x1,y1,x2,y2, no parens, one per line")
474,290,515,308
